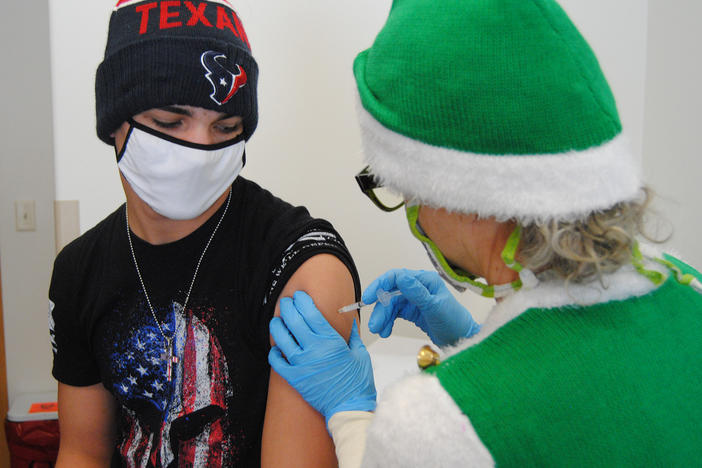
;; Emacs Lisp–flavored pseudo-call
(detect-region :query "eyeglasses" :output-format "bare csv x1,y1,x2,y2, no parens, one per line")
354,165,405,212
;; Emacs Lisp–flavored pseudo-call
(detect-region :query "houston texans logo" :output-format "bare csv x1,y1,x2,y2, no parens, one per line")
201,51,247,106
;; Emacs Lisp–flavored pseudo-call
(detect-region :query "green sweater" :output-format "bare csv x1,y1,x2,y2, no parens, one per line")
426,256,702,466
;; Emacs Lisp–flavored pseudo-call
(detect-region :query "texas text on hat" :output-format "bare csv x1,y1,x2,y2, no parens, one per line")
113,0,250,49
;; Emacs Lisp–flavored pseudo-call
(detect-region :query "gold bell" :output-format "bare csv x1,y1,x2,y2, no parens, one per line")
417,345,441,370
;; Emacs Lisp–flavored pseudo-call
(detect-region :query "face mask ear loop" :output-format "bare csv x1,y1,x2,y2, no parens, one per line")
642,247,702,294
115,122,136,163
405,204,518,299
406,204,496,296
631,241,666,286
405,205,476,280
500,224,539,292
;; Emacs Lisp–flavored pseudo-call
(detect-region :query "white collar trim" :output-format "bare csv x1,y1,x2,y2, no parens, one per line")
443,247,669,358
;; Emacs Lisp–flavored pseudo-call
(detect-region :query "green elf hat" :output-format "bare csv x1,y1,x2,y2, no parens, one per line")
354,0,642,224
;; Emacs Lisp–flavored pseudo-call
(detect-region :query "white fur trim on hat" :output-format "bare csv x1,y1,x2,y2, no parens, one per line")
357,101,643,224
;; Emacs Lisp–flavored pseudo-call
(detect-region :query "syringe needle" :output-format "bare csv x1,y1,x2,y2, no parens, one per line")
338,288,403,313
338,301,365,313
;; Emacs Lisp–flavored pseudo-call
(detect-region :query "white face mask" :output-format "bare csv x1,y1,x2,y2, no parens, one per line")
117,121,246,220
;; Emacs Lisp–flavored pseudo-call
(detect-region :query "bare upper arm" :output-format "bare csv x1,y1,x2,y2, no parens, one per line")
56,382,118,468
261,253,357,468
268,253,357,345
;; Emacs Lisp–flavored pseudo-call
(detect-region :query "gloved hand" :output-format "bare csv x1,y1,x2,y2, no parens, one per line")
268,291,377,425
365,269,481,347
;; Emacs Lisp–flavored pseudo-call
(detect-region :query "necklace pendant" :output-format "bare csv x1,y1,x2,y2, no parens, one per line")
167,354,180,382
163,341,179,382
161,340,172,361
166,358,173,382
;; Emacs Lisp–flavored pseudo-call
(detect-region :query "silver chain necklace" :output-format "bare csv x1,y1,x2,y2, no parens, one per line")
125,188,232,382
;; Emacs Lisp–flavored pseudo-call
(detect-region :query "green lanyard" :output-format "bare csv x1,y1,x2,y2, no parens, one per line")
630,241,702,292
405,204,535,298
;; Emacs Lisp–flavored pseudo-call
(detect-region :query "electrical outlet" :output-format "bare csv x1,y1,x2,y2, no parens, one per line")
15,200,36,231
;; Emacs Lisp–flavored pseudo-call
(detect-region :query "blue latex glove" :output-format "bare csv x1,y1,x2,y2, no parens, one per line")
268,291,377,425
364,269,481,347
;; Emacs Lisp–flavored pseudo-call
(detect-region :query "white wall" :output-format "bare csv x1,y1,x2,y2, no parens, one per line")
2,0,699,402
49,1,125,231
643,0,702,268
0,0,57,405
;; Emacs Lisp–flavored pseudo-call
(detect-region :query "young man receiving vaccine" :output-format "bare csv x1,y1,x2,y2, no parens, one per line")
48,1,360,466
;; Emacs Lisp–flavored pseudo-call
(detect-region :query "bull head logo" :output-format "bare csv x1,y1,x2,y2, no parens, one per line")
201,50,247,106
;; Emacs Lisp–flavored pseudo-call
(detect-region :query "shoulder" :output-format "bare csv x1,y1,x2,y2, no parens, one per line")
228,178,360,310
231,177,327,244
262,223,361,311
232,177,351,271
362,373,494,468
55,205,124,267
233,177,309,220
52,206,125,287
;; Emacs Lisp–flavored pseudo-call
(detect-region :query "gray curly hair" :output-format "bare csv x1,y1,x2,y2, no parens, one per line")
517,188,666,284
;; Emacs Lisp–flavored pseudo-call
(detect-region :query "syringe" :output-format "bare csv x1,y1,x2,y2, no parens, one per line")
338,288,403,313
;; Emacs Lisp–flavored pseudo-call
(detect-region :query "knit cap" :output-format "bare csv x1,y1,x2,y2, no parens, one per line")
96,0,258,144
354,0,642,223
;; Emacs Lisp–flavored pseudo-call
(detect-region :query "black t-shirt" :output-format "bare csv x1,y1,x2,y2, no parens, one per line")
49,177,360,467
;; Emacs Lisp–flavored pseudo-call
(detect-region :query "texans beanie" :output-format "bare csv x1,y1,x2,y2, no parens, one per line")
96,0,258,144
